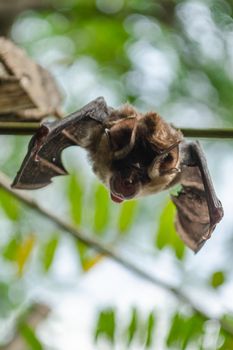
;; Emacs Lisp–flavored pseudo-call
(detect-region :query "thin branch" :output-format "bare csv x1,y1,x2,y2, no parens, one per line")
0,172,232,336
181,128,233,139
0,121,233,138
0,122,40,135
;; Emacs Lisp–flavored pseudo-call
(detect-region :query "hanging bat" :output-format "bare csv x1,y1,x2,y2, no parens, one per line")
12,97,224,252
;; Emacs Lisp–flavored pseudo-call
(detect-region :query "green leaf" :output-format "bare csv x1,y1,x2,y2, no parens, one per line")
219,335,233,350
95,308,116,344
0,189,21,221
221,314,233,328
166,313,182,347
93,184,110,234
19,323,44,350
68,174,83,226
75,241,88,268
117,200,137,235
219,317,233,350
0,282,16,316
3,237,19,261
42,235,59,272
210,271,225,289
156,200,185,260
127,307,138,345
16,235,36,276
145,312,155,348
82,253,104,272
166,312,205,349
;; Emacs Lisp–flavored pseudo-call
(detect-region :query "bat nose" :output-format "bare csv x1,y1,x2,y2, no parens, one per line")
123,178,133,187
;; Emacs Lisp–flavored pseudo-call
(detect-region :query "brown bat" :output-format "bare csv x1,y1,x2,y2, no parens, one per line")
12,97,224,252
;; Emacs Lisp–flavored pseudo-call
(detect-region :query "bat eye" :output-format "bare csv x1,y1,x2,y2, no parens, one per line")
162,153,173,162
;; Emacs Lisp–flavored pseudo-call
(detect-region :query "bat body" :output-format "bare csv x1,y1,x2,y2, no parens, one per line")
12,97,223,252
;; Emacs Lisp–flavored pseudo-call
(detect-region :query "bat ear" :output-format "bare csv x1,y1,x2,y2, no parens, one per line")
108,118,138,160
143,112,183,149
139,112,182,178
148,142,181,179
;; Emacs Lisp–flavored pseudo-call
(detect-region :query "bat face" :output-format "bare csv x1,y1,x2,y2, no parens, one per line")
90,108,183,203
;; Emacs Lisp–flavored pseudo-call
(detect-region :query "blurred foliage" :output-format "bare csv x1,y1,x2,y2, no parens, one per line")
94,307,233,349
41,234,59,272
144,311,156,348
3,235,36,276
117,199,137,234
0,0,233,349
82,253,104,272
0,189,21,221
19,324,44,350
93,184,110,234
0,282,18,317
95,308,116,344
16,234,36,277
166,311,206,349
8,0,233,124
68,174,83,226
127,307,138,345
210,270,226,289
156,200,185,260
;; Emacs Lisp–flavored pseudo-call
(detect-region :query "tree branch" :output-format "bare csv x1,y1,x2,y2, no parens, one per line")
0,172,232,337
0,121,233,138
0,122,41,135
181,128,233,139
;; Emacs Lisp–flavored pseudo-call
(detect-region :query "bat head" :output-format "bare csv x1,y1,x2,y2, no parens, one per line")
95,107,183,203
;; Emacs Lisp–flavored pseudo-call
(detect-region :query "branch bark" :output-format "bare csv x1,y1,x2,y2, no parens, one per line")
0,171,232,337
181,128,233,139
0,121,41,135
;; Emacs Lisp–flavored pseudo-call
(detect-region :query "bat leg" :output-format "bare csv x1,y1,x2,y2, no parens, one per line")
187,141,224,228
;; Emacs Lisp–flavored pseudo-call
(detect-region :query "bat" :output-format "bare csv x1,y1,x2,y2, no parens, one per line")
12,97,224,252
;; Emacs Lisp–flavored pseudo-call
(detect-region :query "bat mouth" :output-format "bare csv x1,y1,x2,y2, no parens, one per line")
110,192,125,203
109,174,140,203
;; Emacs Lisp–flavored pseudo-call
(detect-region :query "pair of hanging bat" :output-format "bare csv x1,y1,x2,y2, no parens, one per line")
12,97,224,253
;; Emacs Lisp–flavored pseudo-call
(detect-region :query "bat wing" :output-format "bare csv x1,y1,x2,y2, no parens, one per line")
12,97,109,189
171,141,223,253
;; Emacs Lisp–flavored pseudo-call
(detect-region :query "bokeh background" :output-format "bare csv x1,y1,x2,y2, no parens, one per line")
0,0,233,349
